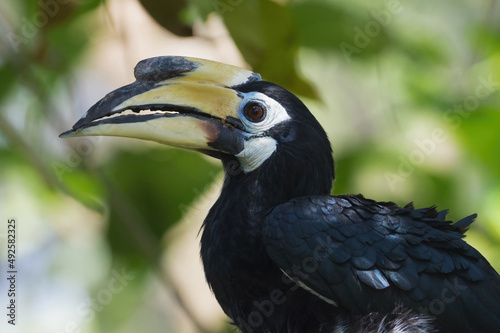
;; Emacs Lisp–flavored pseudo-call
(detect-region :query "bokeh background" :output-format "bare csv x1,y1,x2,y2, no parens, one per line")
1,0,500,332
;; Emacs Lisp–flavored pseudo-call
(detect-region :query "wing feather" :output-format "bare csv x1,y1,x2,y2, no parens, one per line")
262,194,500,332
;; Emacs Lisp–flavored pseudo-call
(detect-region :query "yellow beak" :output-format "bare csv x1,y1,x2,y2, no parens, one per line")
60,56,261,155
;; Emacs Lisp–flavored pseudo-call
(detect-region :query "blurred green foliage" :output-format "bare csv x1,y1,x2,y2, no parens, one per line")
1,0,499,332
104,148,220,269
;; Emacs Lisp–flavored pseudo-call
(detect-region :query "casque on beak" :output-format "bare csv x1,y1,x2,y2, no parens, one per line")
60,56,261,156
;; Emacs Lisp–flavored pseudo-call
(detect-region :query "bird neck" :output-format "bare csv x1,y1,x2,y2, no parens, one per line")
210,153,334,238
200,155,334,320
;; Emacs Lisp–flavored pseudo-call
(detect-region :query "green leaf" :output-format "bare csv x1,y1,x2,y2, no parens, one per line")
187,0,215,21
290,1,355,50
291,0,392,63
139,0,193,36
59,168,106,213
0,64,17,103
457,107,500,181
221,0,318,99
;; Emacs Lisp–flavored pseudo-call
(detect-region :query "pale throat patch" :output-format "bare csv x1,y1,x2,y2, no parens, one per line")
235,136,277,173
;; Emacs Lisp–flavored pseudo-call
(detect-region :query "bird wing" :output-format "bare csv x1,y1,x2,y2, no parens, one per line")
262,194,500,332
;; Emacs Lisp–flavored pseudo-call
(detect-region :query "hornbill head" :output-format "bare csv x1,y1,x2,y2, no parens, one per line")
61,56,334,193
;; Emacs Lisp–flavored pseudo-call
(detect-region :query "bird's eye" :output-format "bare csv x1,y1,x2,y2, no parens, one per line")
243,102,266,122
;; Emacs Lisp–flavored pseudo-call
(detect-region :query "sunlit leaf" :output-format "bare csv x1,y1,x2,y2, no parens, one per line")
457,107,500,182
187,0,215,21
59,168,106,213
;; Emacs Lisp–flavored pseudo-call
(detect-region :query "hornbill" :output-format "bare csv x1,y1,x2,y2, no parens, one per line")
61,56,500,333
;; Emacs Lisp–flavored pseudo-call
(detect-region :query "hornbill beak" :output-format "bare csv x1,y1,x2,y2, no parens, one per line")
60,56,261,156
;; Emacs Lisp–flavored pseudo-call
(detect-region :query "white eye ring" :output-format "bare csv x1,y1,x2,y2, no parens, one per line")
238,92,291,134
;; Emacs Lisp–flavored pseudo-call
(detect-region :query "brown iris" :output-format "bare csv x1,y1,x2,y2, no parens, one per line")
244,102,266,122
